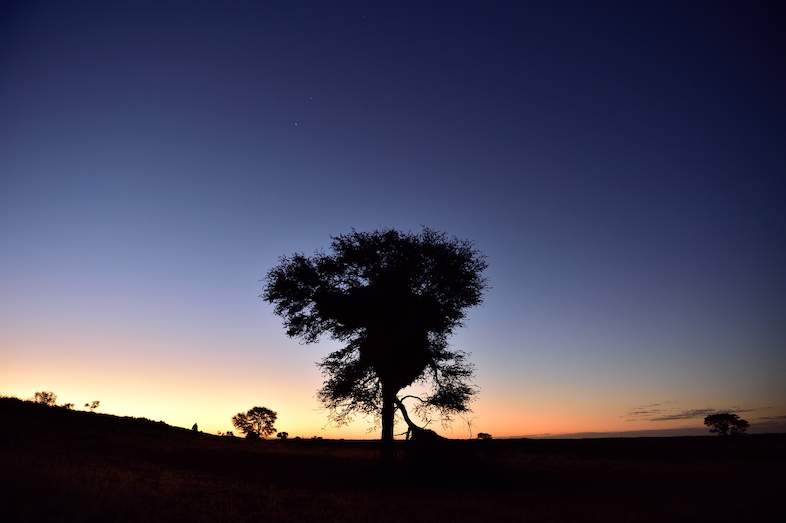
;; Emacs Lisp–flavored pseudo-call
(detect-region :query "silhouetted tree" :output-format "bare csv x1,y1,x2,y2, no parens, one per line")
477,432,492,440
704,413,750,436
84,400,100,412
62,403,74,410
33,391,57,406
232,407,278,439
192,423,199,432
264,228,487,457
277,431,289,440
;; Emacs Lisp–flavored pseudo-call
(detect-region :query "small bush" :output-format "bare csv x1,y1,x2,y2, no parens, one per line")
33,391,57,406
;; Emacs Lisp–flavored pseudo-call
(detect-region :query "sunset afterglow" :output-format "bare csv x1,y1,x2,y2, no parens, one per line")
2,2,784,440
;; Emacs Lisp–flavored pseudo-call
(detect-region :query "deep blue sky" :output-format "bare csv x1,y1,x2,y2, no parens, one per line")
2,2,784,436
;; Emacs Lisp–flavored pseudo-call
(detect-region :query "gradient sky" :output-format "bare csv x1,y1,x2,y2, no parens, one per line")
2,1,785,438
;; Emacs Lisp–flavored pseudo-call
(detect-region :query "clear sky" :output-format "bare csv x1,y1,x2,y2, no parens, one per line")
2,1,785,438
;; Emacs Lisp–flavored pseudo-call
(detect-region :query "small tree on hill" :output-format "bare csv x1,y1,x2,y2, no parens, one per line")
84,400,100,412
477,432,492,440
277,431,289,440
62,403,74,410
704,413,749,436
33,391,57,406
232,407,278,439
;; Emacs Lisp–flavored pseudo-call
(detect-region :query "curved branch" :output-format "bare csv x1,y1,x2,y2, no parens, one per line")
394,396,424,431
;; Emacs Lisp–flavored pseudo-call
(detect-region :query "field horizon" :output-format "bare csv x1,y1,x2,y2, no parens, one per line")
3,396,783,522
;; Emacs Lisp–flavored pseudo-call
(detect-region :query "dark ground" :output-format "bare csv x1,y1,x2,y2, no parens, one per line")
1,397,782,522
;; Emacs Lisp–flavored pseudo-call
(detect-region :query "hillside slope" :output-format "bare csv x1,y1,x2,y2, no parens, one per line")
1,397,783,522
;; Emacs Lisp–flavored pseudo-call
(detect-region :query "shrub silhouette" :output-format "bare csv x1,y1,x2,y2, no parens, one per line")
477,432,492,440
192,423,199,432
84,400,100,412
277,431,289,440
264,228,487,458
704,413,749,436
232,407,277,439
33,391,57,406
62,403,74,410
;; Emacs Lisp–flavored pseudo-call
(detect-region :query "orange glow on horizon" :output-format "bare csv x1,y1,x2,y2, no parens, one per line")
2,357,720,439
3,328,777,439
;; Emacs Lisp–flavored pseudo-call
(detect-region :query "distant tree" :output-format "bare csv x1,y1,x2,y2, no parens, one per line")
224,431,234,437
192,423,199,432
704,413,750,436
277,431,289,440
33,391,57,406
477,432,493,440
232,407,278,439
84,400,100,412
264,228,487,457
62,403,74,410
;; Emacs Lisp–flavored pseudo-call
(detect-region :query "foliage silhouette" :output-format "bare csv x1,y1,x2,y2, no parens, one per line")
84,400,100,412
232,407,278,439
277,431,289,440
704,413,749,436
62,403,74,410
192,423,199,432
477,432,492,440
264,228,487,454
33,391,57,406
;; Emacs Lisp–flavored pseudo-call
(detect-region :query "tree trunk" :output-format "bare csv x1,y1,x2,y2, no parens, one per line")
380,380,395,463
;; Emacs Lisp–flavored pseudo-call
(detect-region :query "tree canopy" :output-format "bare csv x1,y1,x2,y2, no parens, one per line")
263,228,487,445
704,413,749,436
33,391,57,406
232,407,278,439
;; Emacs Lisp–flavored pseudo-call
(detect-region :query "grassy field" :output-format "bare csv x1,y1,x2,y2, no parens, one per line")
1,397,782,522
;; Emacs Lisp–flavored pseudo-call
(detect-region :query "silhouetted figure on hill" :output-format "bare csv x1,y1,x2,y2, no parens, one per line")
192,423,198,432
704,413,749,436
264,228,487,461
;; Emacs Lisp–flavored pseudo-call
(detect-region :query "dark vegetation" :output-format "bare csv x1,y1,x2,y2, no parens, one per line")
33,390,57,406
704,413,750,436
232,406,278,439
2,397,783,523
264,228,487,456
